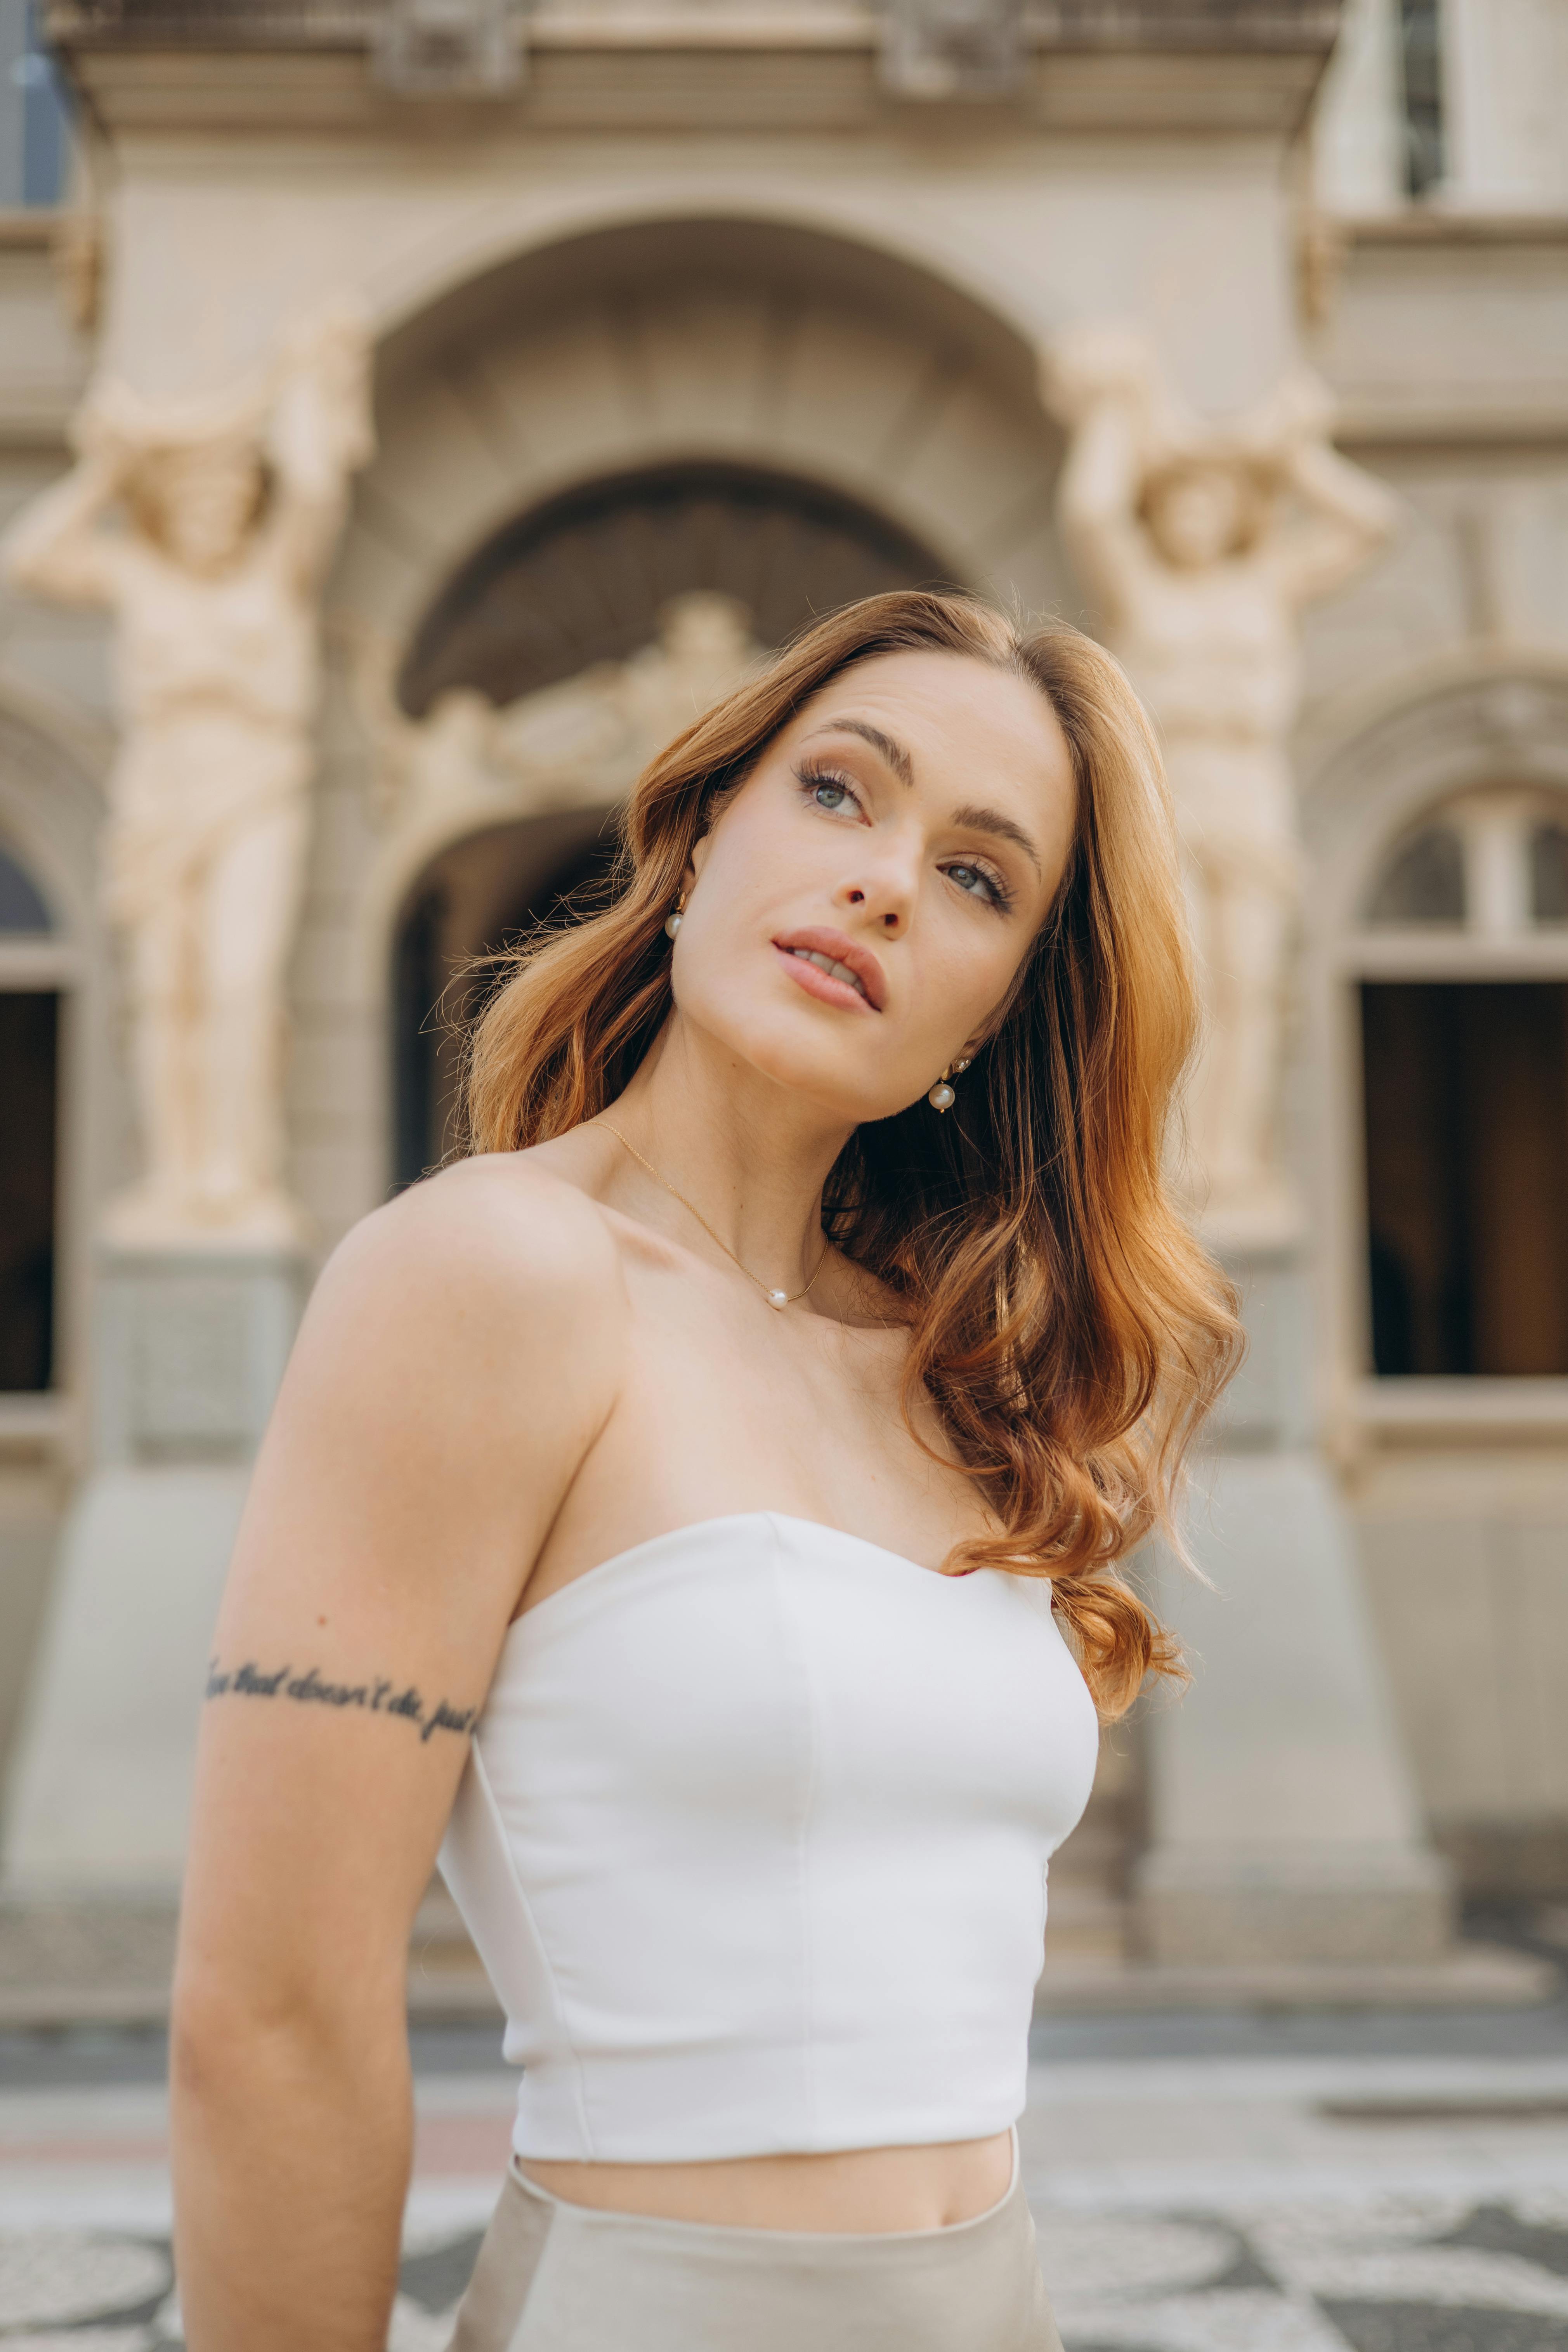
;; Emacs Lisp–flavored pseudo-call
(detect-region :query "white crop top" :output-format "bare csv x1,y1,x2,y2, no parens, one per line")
438,1511,1097,2164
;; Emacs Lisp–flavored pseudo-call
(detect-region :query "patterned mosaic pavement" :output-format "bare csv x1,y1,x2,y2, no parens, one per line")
4,2023,1568,2349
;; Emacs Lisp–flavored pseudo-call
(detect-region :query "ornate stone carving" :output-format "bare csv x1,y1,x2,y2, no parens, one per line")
373,0,522,95
369,590,762,842
3,302,375,1249
1043,324,1399,1246
881,0,1023,98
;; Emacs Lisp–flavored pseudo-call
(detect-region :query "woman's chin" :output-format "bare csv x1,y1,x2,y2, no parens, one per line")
717,1038,904,1126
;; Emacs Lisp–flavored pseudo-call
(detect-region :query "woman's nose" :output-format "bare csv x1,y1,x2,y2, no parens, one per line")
839,868,910,935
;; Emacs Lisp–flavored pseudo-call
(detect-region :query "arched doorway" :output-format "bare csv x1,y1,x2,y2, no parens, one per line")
390,460,950,1185
393,807,619,1190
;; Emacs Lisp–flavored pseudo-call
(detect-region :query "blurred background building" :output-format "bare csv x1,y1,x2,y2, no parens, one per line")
0,0,1564,2004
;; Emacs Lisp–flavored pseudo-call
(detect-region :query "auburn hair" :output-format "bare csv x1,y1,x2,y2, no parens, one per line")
465,591,1240,1717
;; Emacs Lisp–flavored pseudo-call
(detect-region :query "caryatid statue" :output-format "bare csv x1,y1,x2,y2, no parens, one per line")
1042,328,1398,1242
3,303,375,1249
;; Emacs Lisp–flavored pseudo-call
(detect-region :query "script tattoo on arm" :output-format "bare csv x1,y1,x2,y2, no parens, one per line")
205,1658,480,1745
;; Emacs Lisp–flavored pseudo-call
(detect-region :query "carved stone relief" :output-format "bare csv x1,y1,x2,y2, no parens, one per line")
364,590,764,890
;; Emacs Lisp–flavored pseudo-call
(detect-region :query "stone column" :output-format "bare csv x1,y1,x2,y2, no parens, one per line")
1043,329,1453,1965
1438,0,1568,212
1134,1254,1452,1963
3,1249,305,1892
1312,0,1406,216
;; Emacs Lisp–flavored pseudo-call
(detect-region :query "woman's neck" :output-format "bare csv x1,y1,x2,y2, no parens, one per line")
603,1018,855,1300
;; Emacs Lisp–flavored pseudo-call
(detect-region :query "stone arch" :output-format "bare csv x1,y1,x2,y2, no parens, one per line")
1301,661,1568,944
360,188,1055,423
335,214,1065,657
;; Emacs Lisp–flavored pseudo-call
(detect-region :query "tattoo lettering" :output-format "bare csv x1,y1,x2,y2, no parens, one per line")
205,1656,479,1743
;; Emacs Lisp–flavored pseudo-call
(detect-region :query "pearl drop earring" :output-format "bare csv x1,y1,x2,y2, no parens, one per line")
928,1053,973,1113
664,891,687,940
928,1075,955,1112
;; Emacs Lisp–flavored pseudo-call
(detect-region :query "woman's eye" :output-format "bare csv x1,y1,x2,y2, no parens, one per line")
796,766,860,815
946,862,996,902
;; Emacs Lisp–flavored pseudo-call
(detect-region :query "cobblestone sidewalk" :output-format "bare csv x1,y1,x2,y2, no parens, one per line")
5,2027,1568,2350
4,2189,1568,2349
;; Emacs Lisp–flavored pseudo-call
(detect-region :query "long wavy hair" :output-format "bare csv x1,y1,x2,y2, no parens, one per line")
466,591,1240,1716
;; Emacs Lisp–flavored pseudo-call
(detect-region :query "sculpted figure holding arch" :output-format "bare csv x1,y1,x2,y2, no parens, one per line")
3,303,374,1245
1044,326,1398,1238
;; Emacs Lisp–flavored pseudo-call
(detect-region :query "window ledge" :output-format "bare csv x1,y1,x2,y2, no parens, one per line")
0,1396,72,1465
1346,936,1568,978
0,942,75,985
1355,1378,1568,1434
0,210,60,253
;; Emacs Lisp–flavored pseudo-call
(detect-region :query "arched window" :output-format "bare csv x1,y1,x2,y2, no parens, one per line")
1356,788,1568,1379
0,835,63,1393
397,458,951,718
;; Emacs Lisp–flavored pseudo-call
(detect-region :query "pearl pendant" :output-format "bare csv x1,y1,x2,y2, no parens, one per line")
928,1079,956,1112
664,910,683,938
766,1289,788,1310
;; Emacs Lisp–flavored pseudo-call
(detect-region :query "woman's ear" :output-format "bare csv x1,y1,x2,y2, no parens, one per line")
689,835,711,883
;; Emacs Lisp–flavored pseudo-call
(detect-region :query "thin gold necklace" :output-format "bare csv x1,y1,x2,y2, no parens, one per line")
596,1120,828,1311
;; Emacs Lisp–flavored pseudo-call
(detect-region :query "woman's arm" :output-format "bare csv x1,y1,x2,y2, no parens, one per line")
170,1160,626,2352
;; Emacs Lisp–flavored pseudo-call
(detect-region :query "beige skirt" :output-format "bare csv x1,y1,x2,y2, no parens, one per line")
444,2133,1062,2352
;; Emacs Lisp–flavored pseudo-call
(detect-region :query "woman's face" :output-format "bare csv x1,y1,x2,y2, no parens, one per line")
673,649,1078,1126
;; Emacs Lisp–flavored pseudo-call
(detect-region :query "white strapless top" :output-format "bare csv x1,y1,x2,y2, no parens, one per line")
438,1511,1097,2163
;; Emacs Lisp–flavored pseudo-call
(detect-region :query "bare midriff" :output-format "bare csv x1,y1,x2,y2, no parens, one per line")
519,2128,1014,2232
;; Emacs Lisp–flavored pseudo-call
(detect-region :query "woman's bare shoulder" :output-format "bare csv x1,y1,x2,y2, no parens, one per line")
304,1151,630,1390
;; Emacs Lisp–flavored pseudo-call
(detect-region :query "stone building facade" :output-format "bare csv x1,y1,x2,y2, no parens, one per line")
0,0,1565,1969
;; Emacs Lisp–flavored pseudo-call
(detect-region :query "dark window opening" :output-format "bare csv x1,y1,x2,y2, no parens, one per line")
0,990,59,1392
1362,981,1568,1376
1399,0,1445,200
1532,824,1568,926
399,460,950,718
1366,822,1464,927
0,844,53,933
392,812,623,1193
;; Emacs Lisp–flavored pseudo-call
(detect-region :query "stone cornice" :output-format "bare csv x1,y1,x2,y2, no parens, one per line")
45,2,1340,46
43,0,1341,138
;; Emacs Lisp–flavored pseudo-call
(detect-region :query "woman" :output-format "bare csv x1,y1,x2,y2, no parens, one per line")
170,591,1238,2350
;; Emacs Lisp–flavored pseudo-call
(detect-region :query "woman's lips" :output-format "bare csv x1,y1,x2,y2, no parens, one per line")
771,928,886,1013
775,945,874,1014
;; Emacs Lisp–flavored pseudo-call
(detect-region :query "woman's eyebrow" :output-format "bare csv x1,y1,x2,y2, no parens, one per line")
949,803,1042,876
802,718,914,787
